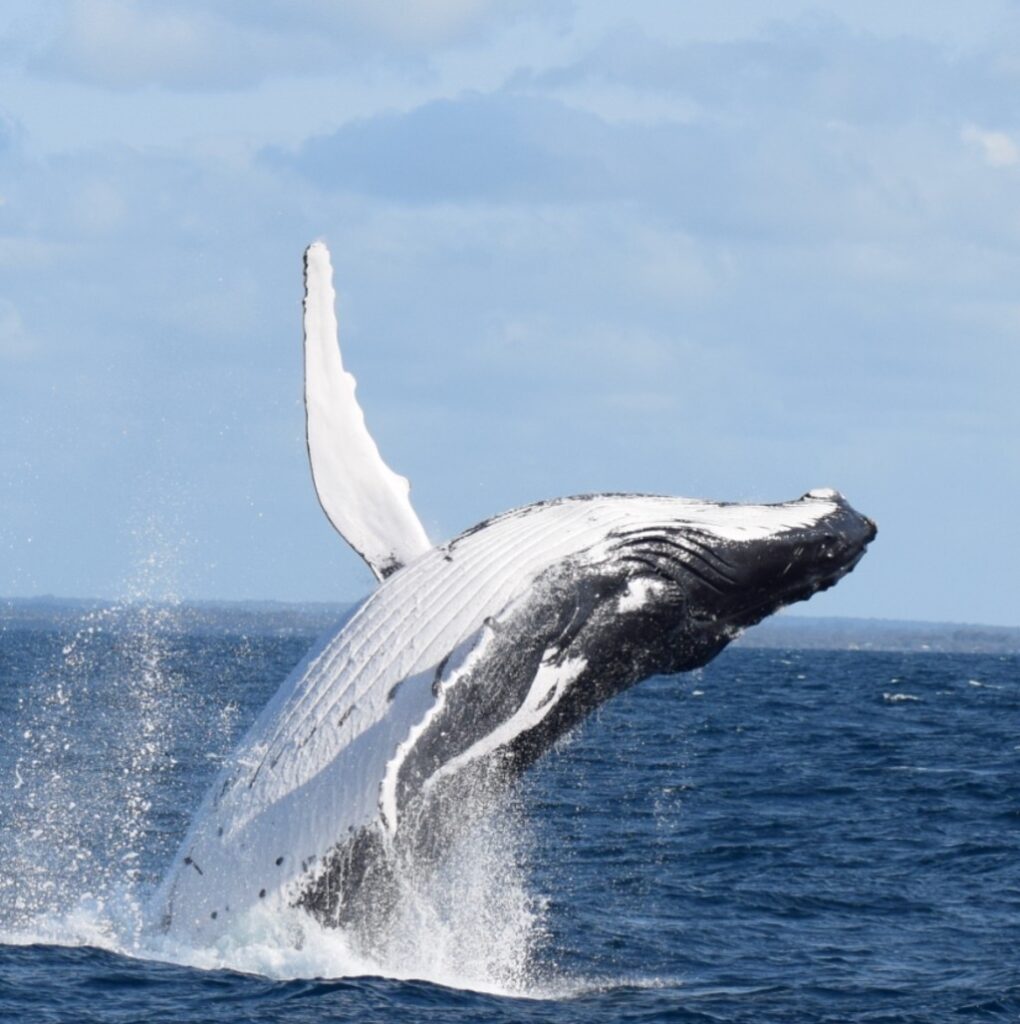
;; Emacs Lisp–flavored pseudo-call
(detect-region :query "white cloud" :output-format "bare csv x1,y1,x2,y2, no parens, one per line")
333,0,506,46
30,0,329,91
961,124,1020,166
24,0,561,91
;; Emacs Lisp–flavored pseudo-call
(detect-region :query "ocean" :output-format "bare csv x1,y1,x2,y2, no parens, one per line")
0,603,1017,1023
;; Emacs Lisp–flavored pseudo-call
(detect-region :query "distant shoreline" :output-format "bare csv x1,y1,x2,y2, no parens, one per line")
734,614,1020,655
2,596,1019,655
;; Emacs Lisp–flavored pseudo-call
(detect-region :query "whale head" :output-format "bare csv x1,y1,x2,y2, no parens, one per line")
412,489,879,780
596,489,874,667
499,490,877,718
616,488,872,620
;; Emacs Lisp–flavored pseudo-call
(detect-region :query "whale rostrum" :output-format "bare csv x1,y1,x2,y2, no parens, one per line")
152,243,875,941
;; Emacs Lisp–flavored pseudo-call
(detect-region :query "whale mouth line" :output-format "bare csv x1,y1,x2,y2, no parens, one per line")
716,537,873,630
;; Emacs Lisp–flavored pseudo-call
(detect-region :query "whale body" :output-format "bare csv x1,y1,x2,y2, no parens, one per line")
152,244,875,942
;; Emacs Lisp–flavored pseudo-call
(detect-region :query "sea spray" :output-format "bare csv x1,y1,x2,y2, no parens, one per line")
0,600,550,995
0,527,191,935
149,754,547,993
0,608,187,934
353,782,543,994
140,787,545,995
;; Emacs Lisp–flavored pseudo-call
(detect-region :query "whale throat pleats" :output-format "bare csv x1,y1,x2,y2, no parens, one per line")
303,241,432,580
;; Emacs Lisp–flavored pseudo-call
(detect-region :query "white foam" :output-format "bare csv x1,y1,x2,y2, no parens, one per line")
0,593,545,996
2,680,545,996
1,791,545,997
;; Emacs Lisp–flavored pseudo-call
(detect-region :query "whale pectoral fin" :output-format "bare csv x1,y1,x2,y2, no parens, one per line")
303,242,432,580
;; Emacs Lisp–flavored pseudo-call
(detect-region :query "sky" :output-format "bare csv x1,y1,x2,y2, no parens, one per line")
1,1,1019,625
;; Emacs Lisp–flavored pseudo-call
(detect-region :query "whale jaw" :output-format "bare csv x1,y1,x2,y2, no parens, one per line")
692,489,877,634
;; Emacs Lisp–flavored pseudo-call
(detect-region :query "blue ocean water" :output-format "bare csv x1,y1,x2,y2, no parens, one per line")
0,605,1018,1023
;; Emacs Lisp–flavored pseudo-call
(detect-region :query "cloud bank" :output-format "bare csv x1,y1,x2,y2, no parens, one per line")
2,7,1019,625
16,0,562,90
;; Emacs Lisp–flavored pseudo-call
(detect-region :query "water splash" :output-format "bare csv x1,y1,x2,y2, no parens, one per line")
0,531,189,937
0,554,549,995
1,711,547,994
143,790,545,995
356,786,543,994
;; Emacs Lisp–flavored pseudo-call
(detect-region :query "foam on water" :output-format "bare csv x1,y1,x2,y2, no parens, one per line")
151,794,544,995
0,796,547,997
0,544,549,997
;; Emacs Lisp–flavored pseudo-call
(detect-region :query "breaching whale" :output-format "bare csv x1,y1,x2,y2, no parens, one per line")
152,242,875,943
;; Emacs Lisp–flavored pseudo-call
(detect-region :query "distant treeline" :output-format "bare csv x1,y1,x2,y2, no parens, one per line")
737,616,1020,654
0,596,351,638
3,597,1019,654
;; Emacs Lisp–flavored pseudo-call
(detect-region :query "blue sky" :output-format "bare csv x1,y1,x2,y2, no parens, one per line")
1,1,1019,624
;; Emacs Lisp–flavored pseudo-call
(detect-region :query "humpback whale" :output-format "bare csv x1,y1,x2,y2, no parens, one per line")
152,243,875,943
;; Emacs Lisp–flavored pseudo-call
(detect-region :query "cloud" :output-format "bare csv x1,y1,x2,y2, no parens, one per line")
28,0,335,91
531,16,1020,128
273,90,820,242
270,93,624,204
961,124,1020,166
262,17,1020,256
269,84,968,248
3,10,1020,619
22,0,561,91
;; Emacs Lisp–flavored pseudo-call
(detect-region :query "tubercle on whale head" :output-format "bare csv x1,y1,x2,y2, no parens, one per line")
583,490,876,671
674,490,876,634
801,488,878,543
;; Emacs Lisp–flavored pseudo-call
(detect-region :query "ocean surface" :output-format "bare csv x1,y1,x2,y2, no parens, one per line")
0,603,1018,1023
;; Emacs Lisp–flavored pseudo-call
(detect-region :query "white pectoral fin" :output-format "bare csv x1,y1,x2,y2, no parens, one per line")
303,242,432,580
